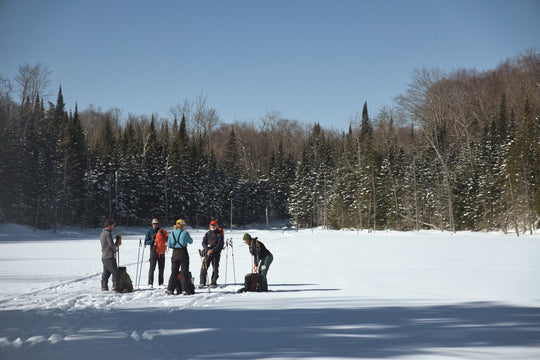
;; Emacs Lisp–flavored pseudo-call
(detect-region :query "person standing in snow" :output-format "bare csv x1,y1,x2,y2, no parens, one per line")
100,219,120,291
166,219,194,295
199,220,225,288
145,218,165,287
243,233,273,292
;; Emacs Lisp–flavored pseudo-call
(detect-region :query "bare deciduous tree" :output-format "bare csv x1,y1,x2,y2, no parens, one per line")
0,75,14,134
14,62,52,107
396,67,456,231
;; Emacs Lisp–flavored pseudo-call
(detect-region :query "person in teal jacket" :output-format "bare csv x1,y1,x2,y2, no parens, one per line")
166,219,194,295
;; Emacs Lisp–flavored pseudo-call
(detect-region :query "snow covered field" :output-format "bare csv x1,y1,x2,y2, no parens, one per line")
0,223,539,359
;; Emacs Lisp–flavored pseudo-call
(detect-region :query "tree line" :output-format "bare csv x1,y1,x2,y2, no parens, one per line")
1,50,539,233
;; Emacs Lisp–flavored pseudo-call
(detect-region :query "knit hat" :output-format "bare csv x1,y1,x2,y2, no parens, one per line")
243,233,252,242
152,218,159,224
176,219,185,226
210,220,218,226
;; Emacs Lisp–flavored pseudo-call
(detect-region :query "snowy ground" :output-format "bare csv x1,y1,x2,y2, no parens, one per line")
0,223,539,359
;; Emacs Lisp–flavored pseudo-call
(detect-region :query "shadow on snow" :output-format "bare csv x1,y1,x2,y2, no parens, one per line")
1,302,539,359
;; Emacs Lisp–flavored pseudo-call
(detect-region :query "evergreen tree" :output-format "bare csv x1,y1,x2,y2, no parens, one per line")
356,103,376,230
289,148,315,228
329,128,358,229
38,87,67,229
269,142,294,220
116,121,141,227
168,115,190,223
507,99,538,233
86,116,117,226
223,126,241,178
139,116,165,221
0,107,24,224
312,141,333,228
60,104,88,226
534,111,540,223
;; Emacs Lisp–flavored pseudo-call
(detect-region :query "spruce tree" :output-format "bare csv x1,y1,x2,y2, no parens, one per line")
58,104,88,226
269,142,294,221
168,114,190,222
116,121,141,227
223,126,241,178
289,148,315,228
139,116,165,221
86,116,117,226
329,128,358,229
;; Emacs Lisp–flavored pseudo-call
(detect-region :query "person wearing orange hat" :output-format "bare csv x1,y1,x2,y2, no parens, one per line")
199,220,224,288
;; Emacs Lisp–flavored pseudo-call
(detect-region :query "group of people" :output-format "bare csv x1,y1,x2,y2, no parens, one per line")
100,218,273,295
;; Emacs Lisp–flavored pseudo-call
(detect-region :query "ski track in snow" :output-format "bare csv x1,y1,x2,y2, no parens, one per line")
0,272,237,353
0,254,240,355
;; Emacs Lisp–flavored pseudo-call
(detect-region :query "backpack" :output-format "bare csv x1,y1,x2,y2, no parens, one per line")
175,271,195,295
155,228,168,256
116,266,133,293
244,273,260,292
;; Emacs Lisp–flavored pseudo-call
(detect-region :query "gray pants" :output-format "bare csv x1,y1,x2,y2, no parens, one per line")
101,257,119,290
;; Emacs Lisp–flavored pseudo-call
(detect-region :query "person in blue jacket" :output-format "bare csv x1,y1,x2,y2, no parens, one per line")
145,218,165,287
166,219,194,295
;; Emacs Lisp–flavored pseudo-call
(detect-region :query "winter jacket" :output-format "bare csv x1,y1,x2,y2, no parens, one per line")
145,227,159,246
145,227,160,253
248,239,271,266
168,229,193,248
202,228,224,253
100,228,116,260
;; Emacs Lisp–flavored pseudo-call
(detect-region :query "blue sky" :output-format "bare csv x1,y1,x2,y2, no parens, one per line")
1,0,539,131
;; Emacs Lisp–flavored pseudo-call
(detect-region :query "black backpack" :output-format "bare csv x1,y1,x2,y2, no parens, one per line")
116,266,133,293
243,273,261,292
174,271,195,295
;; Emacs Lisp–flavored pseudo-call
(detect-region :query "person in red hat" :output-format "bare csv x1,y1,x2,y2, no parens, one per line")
199,220,224,288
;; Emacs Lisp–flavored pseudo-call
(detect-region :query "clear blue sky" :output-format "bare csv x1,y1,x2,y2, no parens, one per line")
1,0,539,131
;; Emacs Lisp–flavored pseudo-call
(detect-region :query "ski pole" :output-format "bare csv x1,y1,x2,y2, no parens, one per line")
199,249,210,293
224,239,229,286
138,244,146,288
135,239,142,288
230,239,236,287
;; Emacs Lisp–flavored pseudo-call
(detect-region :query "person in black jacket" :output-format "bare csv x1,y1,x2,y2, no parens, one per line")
199,220,224,288
243,233,273,291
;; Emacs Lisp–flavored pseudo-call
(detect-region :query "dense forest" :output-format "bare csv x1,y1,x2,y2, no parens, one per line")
1,50,539,233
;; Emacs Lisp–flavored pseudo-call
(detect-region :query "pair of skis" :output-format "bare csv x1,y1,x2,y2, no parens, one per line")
135,239,145,289
224,238,237,287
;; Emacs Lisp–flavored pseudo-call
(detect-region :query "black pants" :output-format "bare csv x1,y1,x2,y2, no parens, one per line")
200,251,221,286
148,251,165,286
101,257,118,290
167,247,190,293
